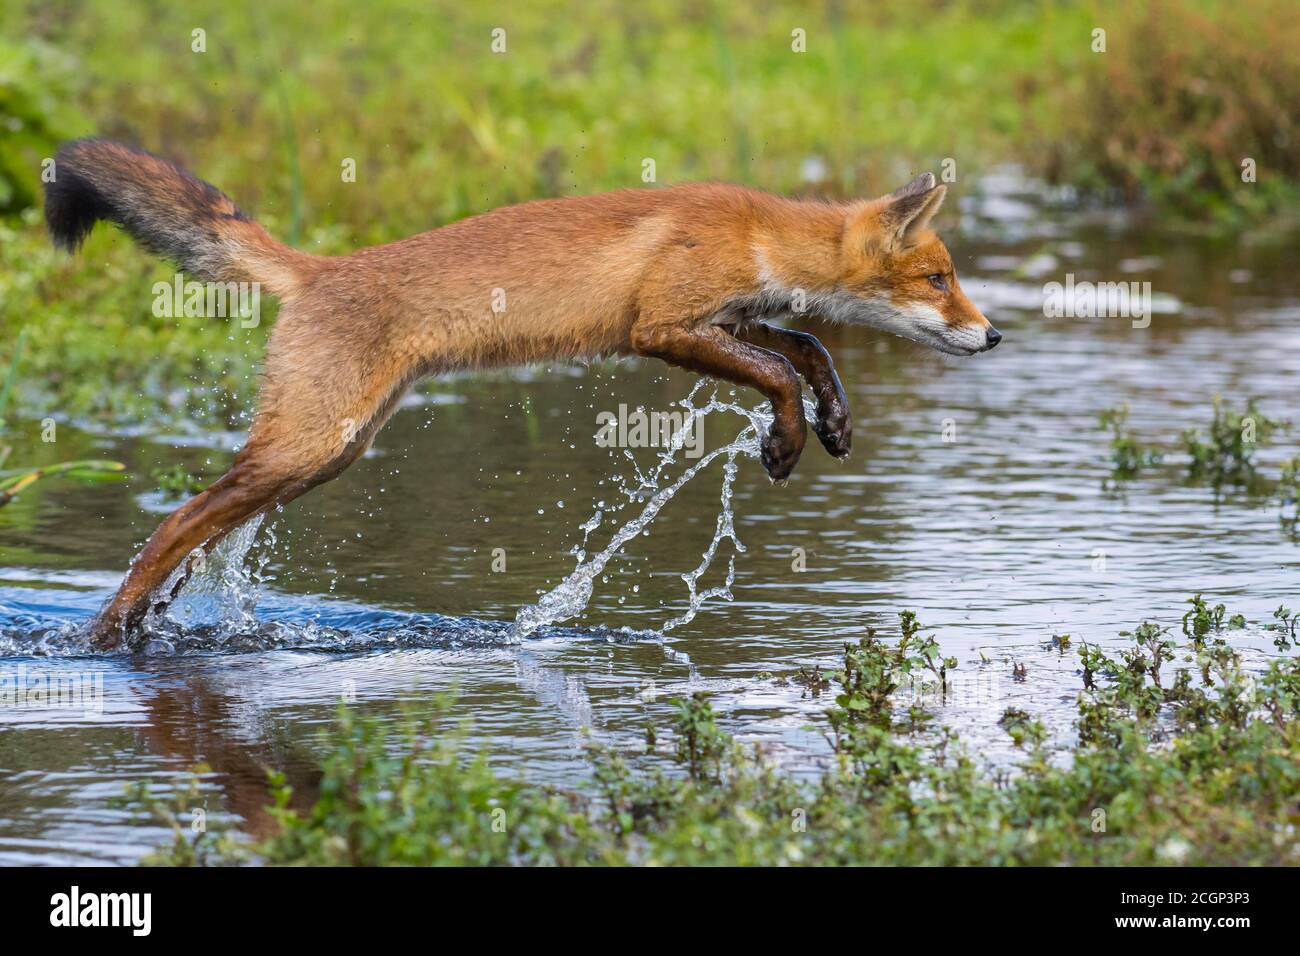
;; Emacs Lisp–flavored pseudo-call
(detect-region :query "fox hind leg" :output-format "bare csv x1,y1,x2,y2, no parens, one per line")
89,458,307,647
90,326,414,649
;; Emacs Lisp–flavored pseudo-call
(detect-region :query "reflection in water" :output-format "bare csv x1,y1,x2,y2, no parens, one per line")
2,171,1298,861
133,671,322,840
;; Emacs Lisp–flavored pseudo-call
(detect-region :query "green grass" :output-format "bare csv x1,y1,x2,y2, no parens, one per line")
2,0,1091,423
1,0,1297,422
2,1,1091,228
126,601,1300,866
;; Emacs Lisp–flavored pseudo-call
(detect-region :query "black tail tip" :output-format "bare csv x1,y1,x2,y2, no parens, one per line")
44,139,111,253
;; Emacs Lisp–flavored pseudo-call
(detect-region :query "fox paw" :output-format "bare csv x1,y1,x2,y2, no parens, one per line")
760,426,803,482
813,407,852,460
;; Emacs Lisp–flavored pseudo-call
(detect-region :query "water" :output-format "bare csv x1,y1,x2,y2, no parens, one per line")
2,170,1298,862
513,382,781,638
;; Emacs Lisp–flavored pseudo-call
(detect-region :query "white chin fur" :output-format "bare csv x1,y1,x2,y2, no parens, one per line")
816,294,984,355
737,263,985,355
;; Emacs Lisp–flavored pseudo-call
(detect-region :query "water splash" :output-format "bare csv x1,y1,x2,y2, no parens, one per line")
511,383,814,639
0,518,275,656
150,515,266,639
0,515,669,656
663,450,743,633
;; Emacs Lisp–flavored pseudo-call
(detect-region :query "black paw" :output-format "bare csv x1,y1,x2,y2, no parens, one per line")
760,425,803,482
813,405,852,459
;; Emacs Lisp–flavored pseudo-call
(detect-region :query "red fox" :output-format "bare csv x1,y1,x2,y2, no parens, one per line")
44,139,1000,648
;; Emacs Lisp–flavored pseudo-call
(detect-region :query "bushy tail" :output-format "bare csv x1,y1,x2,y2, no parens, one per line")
44,138,317,297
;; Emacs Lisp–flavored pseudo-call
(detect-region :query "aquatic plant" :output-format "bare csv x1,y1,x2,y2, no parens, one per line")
672,693,729,784
0,456,127,507
1099,397,1297,535
823,611,955,744
791,665,831,696
1267,606,1298,652
997,707,1048,750
112,766,250,868
827,629,900,737
1097,403,1161,479
897,610,957,703
151,464,207,498
1279,457,1299,535
1180,593,1246,646
1181,396,1287,486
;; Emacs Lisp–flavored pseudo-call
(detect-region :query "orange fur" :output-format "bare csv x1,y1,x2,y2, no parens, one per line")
45,144,997,647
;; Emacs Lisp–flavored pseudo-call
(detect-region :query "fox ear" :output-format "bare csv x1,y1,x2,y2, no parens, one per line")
880,181,946,249
888,172,936,200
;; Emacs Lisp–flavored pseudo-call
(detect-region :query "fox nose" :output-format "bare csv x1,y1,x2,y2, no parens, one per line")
982,327,1003,351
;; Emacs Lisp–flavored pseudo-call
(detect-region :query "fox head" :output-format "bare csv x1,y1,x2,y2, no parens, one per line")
831,173,1000,356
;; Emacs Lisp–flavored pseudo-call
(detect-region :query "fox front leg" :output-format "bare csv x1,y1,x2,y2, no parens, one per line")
730,322,851,460
631,323,806,481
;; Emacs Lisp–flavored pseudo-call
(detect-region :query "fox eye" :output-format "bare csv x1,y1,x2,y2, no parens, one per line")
927,273,948,292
